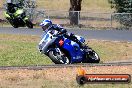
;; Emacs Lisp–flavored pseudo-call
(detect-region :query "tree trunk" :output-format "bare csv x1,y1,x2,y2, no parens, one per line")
69,0,82,25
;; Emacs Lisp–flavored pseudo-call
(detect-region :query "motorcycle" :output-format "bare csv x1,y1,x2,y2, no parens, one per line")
4,8,33,28
38,29,100,64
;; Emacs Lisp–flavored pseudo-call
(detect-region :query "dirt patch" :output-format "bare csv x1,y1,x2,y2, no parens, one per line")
87,39,132,62
0,44,12,50
0,34,40,42
0,65,131,82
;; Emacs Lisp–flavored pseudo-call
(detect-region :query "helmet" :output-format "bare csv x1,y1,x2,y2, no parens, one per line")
6,0,12,3
40,19,52,31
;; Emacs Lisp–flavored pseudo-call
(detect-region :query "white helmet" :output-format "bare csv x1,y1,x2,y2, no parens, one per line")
40,19,52,31
40,19,52,27
6,0,12,3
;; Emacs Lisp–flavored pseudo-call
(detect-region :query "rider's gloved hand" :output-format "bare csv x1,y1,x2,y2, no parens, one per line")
70,33,77,40
58,28,67,35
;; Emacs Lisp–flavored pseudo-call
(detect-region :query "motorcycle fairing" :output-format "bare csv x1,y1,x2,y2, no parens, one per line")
14,9,23,17
39,33,57,54
4,12,10,18
62,38,84,63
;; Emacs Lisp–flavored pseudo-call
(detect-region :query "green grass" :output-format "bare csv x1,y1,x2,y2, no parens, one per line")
0,34,52,66
88,40,132,62
0,34,132,66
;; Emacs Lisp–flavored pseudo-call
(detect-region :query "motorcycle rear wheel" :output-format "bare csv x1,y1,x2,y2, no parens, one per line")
11,23,18,28
84,50,100,63
48,50,70,64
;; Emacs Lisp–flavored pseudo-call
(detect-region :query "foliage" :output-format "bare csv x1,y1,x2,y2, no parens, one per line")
109,0,132,13
109,0,132,27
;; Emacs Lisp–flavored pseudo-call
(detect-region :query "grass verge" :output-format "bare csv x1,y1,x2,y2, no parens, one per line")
0,34,132,66
0,34,52,66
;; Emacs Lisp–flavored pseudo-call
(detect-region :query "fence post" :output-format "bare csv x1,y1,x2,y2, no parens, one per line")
111,13,113,28
78,11,80,25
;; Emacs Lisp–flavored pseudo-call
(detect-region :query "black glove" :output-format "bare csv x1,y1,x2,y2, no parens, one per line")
58,28,67,35
70,33,78,40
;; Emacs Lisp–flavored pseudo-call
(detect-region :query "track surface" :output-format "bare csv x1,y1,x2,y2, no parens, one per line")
0,27,132,42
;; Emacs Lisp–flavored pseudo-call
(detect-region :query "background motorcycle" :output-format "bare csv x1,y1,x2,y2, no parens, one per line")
4,8,33,28
38,30,100,64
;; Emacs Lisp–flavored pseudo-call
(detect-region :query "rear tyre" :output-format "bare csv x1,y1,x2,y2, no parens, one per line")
12,23,18,28
48,50,70,64
83,49,100,63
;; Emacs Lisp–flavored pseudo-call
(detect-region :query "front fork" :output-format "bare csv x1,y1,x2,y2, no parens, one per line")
48,47,63,60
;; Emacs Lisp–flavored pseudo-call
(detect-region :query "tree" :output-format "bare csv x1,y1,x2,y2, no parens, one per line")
109,0,132,27
69,0,82,25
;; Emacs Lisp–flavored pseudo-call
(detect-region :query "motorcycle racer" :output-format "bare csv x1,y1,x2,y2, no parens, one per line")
6,0,23,17
5,0,33,28
39,19,100,64
39,19,86,49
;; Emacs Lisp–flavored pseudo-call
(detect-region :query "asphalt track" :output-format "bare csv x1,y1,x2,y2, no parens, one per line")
0,27,132,42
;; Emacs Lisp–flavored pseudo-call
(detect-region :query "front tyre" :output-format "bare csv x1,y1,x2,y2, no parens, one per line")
48,50,70,64
25,20,33,28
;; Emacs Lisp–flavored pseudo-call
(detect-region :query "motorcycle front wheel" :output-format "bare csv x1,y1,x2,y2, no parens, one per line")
25,20,33,28
48,50,70,64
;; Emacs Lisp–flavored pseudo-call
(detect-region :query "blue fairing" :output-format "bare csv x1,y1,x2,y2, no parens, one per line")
62,38,84,63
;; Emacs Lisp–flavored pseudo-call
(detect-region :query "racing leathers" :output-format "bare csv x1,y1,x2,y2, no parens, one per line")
6,3,23,17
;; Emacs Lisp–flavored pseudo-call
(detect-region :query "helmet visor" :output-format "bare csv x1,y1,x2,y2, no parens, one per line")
42,25,48,31
39,23,44,26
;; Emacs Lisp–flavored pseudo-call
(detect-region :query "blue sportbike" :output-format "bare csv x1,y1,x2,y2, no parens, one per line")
38,29,100,64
